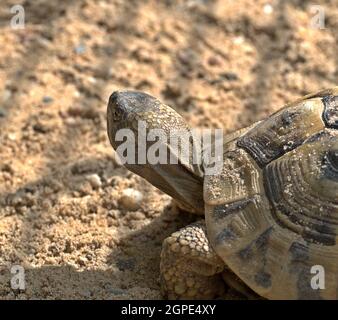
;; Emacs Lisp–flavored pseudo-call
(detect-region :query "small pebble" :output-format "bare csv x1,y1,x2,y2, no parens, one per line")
86,174,102,189
42,96,53,104
119,188,143,211
64,117,77,126
263,4,273,15
88,76,97,84
233,36,244,45
7,133,16,141
207,56,222,66
73,90,81,98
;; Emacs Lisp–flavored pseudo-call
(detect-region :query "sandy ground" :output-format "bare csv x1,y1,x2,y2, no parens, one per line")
0,0,337,299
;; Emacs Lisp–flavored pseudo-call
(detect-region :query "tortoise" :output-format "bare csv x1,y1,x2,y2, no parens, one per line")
107,87,338,300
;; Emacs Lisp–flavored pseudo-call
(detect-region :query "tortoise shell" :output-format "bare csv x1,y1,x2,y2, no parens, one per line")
204,87,338,299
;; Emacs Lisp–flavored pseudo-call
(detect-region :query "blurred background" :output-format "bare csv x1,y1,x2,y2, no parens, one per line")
0,0,337,299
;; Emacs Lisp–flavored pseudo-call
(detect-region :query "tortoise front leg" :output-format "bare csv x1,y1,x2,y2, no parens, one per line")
160,220,225,299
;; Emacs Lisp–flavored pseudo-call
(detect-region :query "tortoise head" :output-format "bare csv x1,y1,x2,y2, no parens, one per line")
107,91,160,147
107,91,205,214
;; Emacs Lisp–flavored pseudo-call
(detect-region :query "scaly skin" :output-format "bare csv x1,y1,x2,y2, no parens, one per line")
160,220,224,299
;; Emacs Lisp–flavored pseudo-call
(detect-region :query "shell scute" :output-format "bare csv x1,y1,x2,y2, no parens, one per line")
204,148,261,206
263,131,338,246
237,98,325,167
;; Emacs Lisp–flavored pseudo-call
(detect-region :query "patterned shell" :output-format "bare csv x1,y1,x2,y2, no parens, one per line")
204,87,338,299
